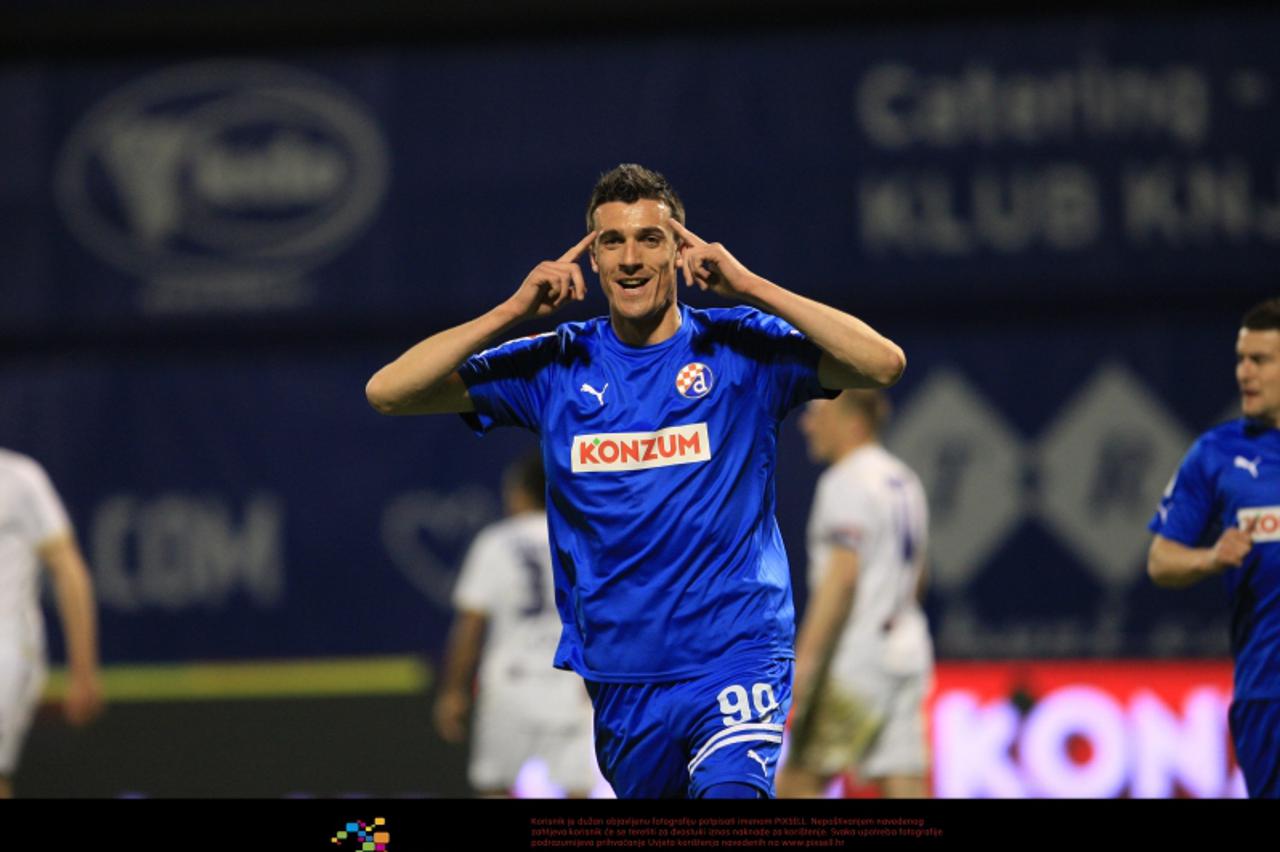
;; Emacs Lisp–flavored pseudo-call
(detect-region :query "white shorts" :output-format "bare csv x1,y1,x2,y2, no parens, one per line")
469,691,596,793
796,665,930,780
0,656,46,776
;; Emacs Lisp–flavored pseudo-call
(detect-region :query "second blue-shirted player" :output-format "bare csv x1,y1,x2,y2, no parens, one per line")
367,164,906,798
1148,297,1280,799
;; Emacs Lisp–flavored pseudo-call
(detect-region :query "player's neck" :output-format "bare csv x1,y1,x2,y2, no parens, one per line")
831,435,876,464
609,303,683,347
1244,413,1280,432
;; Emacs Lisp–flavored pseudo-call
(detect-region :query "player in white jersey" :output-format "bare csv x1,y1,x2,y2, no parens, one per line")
778,391,932,798
434,456,595,797
0,448,104,797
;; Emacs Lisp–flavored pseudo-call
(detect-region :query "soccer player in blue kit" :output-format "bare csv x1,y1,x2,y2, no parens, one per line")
1148,297,1280,799
367,164,905,798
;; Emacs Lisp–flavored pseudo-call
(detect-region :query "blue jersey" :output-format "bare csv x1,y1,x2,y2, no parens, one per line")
1149,418,1280,700
459,304,833,683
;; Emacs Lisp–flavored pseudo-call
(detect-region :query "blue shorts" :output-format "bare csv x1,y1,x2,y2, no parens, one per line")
585,657,792,799
1229,698,1280,798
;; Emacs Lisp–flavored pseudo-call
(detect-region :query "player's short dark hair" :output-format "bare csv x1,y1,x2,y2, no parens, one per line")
1242,298,1280,331
586,164,685,230
836,389,891,434
505,454,546,508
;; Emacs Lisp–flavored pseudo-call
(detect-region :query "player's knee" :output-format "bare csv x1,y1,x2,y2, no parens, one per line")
699,781,764,799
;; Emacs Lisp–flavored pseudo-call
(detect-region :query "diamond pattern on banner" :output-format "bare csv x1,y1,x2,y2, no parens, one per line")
887,368,1026,590
1037,363,1191,586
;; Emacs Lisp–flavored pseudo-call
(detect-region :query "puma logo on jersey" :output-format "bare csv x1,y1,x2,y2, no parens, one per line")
1236,506,1280,542
746,749,770,775
580,382,608,407
572,423,712,472
1234,456,1261,478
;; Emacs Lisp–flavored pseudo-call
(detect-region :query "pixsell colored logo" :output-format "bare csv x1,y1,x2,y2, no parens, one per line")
332,818,389,850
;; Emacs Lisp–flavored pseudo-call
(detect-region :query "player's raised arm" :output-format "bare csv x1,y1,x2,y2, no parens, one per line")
670,219,905,390
365,231,597,415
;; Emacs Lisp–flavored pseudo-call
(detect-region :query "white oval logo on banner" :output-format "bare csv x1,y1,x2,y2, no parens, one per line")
55,61,389,310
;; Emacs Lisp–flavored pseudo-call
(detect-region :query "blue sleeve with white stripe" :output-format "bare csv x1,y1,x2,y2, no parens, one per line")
731,309,836,419
1149,437,1216,547
457,332,559,434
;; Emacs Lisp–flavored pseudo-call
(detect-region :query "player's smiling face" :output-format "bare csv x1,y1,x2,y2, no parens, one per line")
1237,327,1280,427
589,199,681,335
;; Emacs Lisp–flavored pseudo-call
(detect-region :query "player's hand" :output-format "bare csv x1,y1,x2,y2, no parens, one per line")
433,688,470,744
670,220,760,301
503,231,597,321
64,669,105,726
1210,521,1255,570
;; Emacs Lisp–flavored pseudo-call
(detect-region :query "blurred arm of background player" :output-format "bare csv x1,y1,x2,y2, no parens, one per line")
38,532,105,726
433,610,488,744
1148,523,1254,589
791,547,859,707
778,547,858,799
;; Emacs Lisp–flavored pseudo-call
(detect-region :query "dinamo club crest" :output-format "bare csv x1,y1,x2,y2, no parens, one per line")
675,362,714,399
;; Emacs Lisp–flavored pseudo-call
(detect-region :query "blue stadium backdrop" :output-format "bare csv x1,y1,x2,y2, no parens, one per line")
0,8,1276,797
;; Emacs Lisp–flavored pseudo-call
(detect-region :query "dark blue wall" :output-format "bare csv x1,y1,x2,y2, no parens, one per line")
2,9,1271,663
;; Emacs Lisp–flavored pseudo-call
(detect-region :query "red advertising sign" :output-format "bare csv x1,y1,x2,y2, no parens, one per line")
928,661,1241,798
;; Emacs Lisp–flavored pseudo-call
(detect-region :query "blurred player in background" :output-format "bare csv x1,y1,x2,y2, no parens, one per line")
433,455,596,798
1148,297,1280,799
0,448,104,798
368,164,904,798
778,391,932,799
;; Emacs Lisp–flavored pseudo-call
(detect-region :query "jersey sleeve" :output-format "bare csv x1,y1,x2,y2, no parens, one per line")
734,309,838,419
452,528,502,614
456,331,559,434
1149,437,1215,547
15,456,72,548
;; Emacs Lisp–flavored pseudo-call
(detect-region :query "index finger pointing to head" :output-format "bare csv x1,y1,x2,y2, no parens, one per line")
668,218,705,247
559,230,598,263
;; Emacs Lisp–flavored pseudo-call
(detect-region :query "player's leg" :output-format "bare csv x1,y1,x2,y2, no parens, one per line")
778,670,883,799
776,763,830,798
1229,698,1280,798
861,670,930,798
777,671,829,798
467,692,532,797
538,716,598,799
585,679,689,798
683,658,792,799
876,774,929,798
0,658,45,799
